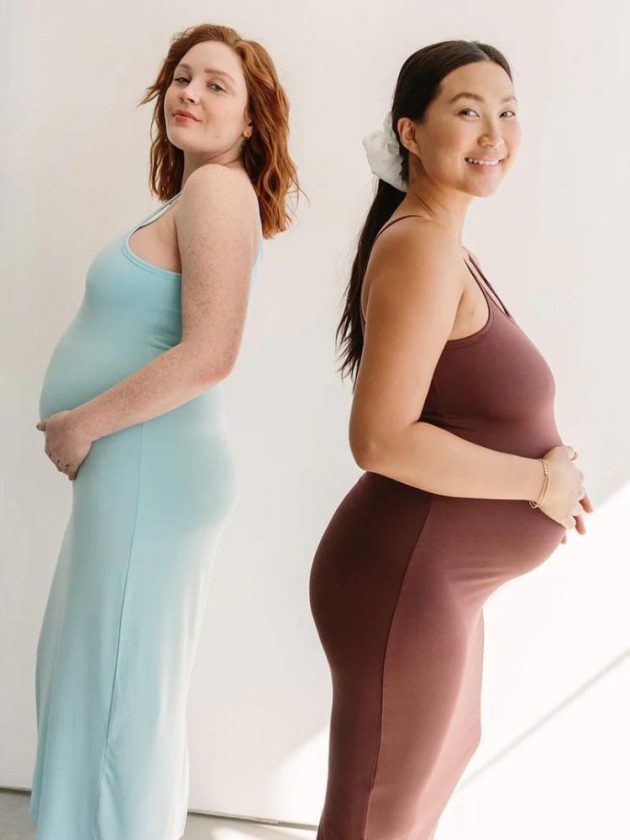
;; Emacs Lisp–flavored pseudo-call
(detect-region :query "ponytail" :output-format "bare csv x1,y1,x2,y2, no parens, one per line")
335,38,512,387
336,179,405,385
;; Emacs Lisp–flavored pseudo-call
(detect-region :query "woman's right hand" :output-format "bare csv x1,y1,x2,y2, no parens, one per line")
537,445,590,532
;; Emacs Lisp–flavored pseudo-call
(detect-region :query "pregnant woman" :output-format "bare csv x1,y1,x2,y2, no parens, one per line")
31,24,298,840
309,40,593,839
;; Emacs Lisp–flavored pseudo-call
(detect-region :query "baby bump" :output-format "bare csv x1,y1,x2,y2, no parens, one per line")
311,473,565,624
425,495,566,584
39,316,163,420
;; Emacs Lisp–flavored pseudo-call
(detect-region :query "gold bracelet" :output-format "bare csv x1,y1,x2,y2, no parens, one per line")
529,458,551,509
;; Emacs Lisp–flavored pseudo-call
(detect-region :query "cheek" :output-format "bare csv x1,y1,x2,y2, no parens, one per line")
507,123,522,150
164,87,177,108
420,127,464,168
440,126,472,163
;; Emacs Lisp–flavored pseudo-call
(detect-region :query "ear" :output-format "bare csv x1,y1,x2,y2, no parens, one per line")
397,116,420,157
243,106,253,133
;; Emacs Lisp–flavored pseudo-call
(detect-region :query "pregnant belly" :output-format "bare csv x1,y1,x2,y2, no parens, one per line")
324,472,566,590
38,316,162,420
427,494,566,584
38,313,225,433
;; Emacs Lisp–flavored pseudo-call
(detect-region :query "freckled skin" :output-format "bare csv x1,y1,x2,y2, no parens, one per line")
39,39,259,475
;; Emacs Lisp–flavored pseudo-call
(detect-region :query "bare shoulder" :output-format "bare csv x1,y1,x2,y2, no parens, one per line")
175,164,259,251
185,162,255,197
363,217,464,320
178,164,257,222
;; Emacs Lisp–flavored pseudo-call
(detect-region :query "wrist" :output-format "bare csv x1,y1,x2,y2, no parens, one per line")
67,404,101,443
528,458,551,509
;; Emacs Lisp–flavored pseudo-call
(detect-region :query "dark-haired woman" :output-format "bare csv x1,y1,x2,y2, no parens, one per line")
310,40,592,839
31,24,299,840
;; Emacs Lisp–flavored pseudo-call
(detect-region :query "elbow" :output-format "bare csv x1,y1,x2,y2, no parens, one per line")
183,338,240,388
195,357,234,387
350,432,386,472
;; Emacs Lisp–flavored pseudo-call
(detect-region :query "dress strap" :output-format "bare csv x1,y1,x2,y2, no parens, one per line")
464,250,512,319
364,220,513,326
373,214,428,245
361,215,425,326
133,191,182,232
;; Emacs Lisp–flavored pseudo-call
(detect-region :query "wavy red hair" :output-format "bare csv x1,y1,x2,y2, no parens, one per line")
137,23,302,238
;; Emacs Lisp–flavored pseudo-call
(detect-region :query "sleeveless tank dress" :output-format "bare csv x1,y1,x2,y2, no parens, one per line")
309,216,566,839
30,192,263,840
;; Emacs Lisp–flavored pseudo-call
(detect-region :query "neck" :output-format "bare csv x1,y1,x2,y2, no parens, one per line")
400,172,473,246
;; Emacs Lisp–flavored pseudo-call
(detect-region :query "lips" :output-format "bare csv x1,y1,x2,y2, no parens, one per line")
173,110,198,121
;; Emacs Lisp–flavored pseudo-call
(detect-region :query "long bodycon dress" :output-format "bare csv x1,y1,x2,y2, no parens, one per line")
309,224,566,839
30,192,263,840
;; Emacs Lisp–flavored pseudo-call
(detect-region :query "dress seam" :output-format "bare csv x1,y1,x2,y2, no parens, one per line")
364,378,444,836
363,495,435,839
90,423,144,840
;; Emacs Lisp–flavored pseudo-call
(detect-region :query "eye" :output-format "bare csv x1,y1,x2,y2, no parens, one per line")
458,108,517,118
173,76,226,93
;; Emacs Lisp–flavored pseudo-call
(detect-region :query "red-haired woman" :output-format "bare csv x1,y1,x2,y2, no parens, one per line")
32,24,299,840
310,39,592,839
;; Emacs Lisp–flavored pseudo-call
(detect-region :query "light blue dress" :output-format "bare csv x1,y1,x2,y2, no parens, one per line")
30,192,263,839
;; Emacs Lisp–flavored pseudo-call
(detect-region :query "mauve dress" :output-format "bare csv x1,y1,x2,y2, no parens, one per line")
309,217,566,839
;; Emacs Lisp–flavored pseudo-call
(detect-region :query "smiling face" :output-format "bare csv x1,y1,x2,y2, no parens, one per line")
398,60,521,198
164,40,252,163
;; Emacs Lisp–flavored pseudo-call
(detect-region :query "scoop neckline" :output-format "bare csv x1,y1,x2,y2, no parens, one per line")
121,235,183,278
121,193,183,278
443,275,496,348
360,254,498,348
120,191,263,279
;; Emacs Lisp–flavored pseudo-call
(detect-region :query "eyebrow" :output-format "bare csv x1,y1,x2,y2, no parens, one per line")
174,62,236,84
448,91,518,105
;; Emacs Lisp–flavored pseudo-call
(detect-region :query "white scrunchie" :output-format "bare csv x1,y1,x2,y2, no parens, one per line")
361,110,407,193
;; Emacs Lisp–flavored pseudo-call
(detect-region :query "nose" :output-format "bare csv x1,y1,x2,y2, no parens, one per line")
178,82,198,103
480,121,504,148
479,132,504,154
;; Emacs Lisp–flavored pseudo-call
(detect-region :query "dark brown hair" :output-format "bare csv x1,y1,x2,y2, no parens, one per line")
137,23,302,238
337,40,512,384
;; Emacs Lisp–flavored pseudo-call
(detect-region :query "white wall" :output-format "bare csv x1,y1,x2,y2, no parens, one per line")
3,0,629,835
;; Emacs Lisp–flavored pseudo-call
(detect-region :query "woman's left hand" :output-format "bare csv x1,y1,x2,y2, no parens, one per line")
36,410,94,480
559,488,594,544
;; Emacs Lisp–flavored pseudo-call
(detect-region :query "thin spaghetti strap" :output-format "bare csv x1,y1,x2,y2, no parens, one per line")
134,192,182,231
361,215,428,327
464,250,512,320
373,214,428,244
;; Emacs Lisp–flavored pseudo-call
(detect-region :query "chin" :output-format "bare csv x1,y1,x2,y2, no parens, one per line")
165,132,195,153
476,184,501,197
464,177,503,198
166,139,186,153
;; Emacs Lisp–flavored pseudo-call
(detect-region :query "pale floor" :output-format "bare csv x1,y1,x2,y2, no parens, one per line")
0,789,316,840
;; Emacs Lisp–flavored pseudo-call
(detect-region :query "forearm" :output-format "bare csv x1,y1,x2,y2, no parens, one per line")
67,343,222,441
355,421,546,502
